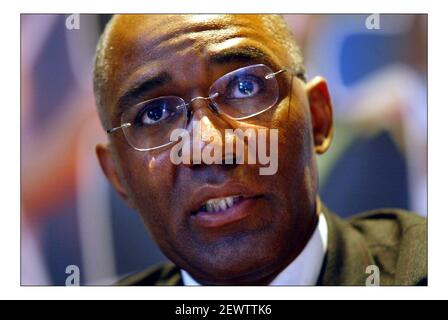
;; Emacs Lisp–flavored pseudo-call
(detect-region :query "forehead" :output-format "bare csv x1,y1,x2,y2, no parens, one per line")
102,15,292,115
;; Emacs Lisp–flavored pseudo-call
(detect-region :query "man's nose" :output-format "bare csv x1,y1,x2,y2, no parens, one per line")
183,99,238,166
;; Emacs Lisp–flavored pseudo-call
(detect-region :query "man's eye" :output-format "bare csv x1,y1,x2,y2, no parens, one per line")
137,100,173,125
227,76,262,99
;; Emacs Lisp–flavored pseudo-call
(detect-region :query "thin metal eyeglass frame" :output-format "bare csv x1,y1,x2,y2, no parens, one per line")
106,65,303,151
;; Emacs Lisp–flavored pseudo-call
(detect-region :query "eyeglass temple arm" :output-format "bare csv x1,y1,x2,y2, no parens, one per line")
106,122,131,134
266,67,307,81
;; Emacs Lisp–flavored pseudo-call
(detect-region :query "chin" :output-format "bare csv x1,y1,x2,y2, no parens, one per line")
178,224,293,285
190,254,285,285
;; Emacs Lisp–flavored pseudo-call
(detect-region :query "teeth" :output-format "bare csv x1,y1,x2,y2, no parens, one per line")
218,199,227,211
202,196,241,213
206,202,213,213
225,197,234,208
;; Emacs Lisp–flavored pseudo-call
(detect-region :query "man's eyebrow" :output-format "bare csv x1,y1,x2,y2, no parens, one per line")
210,46,274,66
115,72,171,115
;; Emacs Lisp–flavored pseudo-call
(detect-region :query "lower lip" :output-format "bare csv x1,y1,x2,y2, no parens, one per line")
191,196,262,228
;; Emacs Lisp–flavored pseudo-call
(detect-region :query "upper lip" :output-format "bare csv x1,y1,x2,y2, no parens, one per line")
188,181,261,215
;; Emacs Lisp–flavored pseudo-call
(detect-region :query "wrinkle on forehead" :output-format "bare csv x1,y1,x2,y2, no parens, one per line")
106,14,292,70
104,16,236,93
110,16,237,67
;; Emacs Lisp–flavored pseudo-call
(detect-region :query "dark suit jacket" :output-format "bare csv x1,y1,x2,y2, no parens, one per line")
117,206,427,286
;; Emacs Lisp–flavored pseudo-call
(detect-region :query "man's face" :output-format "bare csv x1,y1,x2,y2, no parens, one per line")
97,15,333,285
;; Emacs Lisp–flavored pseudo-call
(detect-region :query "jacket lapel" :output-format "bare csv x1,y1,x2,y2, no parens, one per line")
317,206,375,285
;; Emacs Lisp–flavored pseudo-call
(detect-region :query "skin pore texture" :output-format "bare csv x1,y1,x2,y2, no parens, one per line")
95,15,333,285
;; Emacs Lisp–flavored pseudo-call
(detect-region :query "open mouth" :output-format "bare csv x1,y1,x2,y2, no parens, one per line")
190,194,264,228
193,195,246,215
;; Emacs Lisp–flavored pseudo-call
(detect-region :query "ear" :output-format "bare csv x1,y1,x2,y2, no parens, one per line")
306,77,334,154
96,143,132,204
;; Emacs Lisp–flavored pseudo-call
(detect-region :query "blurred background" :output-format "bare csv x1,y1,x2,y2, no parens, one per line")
21,14,427,285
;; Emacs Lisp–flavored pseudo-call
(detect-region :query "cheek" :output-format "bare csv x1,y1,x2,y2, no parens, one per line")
270,82,317,208
118,149,177,230
272,81,313,158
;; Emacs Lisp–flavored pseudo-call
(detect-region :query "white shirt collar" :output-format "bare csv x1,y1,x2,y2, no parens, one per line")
181,213,328,285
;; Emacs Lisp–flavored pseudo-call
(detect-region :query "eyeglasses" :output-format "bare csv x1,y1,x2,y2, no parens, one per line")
107,64,300,151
